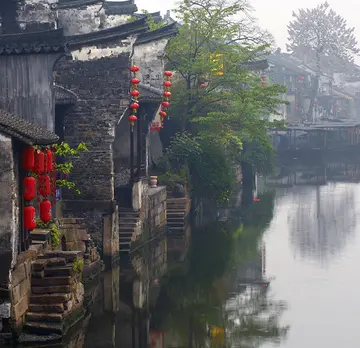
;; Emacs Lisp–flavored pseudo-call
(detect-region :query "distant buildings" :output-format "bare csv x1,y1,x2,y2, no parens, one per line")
268,49,360,123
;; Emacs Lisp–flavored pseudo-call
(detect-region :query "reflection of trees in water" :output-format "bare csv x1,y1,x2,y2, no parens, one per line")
226,288,288,348
151,191,289,347
288,184,356,262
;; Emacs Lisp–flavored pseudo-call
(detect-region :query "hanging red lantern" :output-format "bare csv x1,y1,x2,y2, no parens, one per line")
44,149,53,172
163,91,172,98
128,115,137,130
161,101,170,108
33,150,45,174
131,78,140,85
38,174,51,197
200,83,207,88
164,81,172,87
23,177,36,201
130,103,139,110
298,76,304,81
40,200,52,223
260,75,266,80
130,65,140,72
22,146,35,171
164,71,173,77
130,90,140,97
24,206,36,230
159,111,167,118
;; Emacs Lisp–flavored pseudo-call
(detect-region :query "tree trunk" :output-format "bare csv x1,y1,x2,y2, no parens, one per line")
307,49,321,122
307,76,319,122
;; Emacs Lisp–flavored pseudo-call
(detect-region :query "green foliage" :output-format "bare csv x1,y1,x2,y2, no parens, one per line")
36,219,60,250
72,257,84,273
163,132,236,203
287,2,359,63
141,10,165,31
159,0,287,201
55,142,88,195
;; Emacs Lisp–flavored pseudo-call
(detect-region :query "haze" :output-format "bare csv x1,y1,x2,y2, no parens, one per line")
136,0,360,62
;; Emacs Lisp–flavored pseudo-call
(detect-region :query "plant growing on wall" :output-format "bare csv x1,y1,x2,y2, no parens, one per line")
36,219,60,250
54,141,88,195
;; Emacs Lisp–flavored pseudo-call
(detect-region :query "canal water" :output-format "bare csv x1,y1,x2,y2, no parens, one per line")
27,162,360,347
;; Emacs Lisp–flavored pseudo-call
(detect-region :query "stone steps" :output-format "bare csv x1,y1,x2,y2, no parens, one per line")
30,293,71,305
29,304,65,314
26,312,63,323
32,285,71,294
23,322,63,335
31,276,72,287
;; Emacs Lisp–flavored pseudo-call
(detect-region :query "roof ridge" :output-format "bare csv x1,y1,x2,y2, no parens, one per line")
66,18,148,47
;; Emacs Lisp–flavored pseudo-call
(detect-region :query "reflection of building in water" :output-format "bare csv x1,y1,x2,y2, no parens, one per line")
287,184,356,262
81,233,168,348
265,162,360,187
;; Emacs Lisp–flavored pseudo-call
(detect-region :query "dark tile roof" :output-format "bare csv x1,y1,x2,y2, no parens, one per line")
242,60,269,71
104,1,138,15
54,85,78,105
139,83,162,103
0,28,66,56
268,54,309,75
135,23,178,46
51,0,102,10
67,18,148,48
134,12,163,24
0,110,59,145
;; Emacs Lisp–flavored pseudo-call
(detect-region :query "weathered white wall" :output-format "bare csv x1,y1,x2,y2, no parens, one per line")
71,37,135,61
18,0,57,29
133,38,169,90
0,134,18,275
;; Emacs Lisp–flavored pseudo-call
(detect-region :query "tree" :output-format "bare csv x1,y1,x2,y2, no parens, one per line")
159,0,286,203
286,2,359,120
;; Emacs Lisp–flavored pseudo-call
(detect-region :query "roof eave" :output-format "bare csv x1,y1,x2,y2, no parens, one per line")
67,18,148,48
134,23,178,46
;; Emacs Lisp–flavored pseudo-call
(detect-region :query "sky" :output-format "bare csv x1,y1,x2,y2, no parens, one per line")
135,0,360,61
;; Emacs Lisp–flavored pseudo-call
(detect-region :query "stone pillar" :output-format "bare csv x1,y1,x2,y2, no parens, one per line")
103,205,119,268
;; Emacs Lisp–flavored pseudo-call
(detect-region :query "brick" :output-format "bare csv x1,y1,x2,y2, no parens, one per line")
12,293,29,321
11,279,30,304
11,264,26,288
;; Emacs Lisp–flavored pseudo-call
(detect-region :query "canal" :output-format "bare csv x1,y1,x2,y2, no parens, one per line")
25,162,360,347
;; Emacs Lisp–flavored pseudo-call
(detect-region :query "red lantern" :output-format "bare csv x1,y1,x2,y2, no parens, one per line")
44,149,53,172
22,147,35,171
130,103,139,110
260,75,266,80
24,206,36,230
33,150,45,174
164,71,173,77
24,177,36,201
161,101,170,108
159,111,167,118
40,200,51,223
131,78,140,85
200,83,206,88
163,91,172,97
38,174,51,197
130,90,140,97
130,65,140,72
128,115,137,128
164,81,172,87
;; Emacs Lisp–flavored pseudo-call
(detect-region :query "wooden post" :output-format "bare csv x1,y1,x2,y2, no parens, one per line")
130,124,134,184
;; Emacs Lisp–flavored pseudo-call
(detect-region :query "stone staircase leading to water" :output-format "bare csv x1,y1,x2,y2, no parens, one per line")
119,208,140,255
167,197,189,233
21,251,84,339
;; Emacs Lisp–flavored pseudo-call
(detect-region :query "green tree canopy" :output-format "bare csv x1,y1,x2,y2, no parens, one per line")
158,0,286,202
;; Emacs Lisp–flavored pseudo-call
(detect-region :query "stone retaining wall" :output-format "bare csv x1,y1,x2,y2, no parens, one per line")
148,186,167,236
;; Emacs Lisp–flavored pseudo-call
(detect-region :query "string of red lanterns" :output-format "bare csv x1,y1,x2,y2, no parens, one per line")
22,146,36,231
129,65,140,131
160,71,173,125
260,74,266,87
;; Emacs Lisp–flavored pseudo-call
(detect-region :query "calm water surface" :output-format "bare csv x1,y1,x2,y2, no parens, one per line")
34,165,360,348
263,182,360,348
